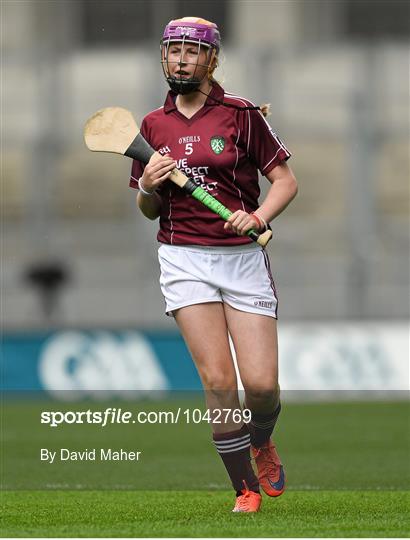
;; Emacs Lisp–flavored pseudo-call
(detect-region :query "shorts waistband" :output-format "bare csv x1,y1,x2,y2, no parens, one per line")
159,242,262,255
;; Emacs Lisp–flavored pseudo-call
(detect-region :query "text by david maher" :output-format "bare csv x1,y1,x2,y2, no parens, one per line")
41,448,142,463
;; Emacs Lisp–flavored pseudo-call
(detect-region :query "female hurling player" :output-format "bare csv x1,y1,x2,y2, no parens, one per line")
129,17,298,513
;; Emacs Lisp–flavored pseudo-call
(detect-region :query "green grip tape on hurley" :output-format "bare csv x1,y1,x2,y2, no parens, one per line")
192,186,232,221
191,186,259,240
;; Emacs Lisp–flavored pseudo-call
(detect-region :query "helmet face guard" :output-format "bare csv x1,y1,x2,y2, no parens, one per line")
160,19,220,95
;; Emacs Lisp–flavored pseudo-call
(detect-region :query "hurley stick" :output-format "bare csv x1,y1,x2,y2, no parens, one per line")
84,107,272,247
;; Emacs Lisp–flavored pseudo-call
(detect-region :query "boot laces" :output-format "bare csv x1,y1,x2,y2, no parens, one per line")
255,445,280,478
236,489,253,510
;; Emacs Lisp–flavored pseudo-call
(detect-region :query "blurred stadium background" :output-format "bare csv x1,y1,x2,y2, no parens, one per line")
2,0,409,395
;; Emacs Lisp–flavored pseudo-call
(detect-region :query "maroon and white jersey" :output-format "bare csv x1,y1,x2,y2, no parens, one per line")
129,82,291,246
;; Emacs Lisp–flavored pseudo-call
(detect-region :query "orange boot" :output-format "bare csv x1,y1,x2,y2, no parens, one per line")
252,439,285,497
232,487,262,513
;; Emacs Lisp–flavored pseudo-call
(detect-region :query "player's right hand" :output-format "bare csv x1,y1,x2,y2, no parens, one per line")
141,154,176,193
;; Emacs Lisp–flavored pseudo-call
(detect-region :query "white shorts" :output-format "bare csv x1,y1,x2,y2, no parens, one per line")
158,243,278,318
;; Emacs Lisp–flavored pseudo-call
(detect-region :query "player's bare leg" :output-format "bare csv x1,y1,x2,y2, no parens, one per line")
174,302,240,428
223,303,285,497
174,302,261,511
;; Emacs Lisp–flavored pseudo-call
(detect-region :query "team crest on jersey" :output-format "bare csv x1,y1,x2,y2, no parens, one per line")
210,136,225,155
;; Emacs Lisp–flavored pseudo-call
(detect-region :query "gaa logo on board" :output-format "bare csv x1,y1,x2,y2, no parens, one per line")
38,331,169,400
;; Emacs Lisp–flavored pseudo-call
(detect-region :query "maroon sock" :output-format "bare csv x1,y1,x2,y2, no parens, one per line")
213,424,259,494
249,402,281,448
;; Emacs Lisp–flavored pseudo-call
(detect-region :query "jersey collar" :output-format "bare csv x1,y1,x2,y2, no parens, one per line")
164,82,225,114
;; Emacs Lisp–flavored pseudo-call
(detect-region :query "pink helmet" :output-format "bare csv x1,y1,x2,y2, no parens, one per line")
162,17,220,52
160,17,220,95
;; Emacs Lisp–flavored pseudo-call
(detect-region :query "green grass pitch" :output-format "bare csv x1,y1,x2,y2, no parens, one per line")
1,400,409,537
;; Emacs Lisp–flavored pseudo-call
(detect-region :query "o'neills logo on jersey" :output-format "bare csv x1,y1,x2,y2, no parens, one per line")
178,136,200,144
210,136,225,155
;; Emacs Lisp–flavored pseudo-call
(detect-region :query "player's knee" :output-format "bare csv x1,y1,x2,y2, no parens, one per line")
201,368,237,390
244,383,278,404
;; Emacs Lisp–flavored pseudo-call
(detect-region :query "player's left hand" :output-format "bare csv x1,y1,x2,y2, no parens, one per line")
224,210,260,236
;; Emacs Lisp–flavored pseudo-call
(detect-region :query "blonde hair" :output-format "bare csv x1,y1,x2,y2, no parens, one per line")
260,104,271,117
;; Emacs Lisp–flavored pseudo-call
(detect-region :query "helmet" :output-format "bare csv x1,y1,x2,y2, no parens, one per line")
160,17,220,95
